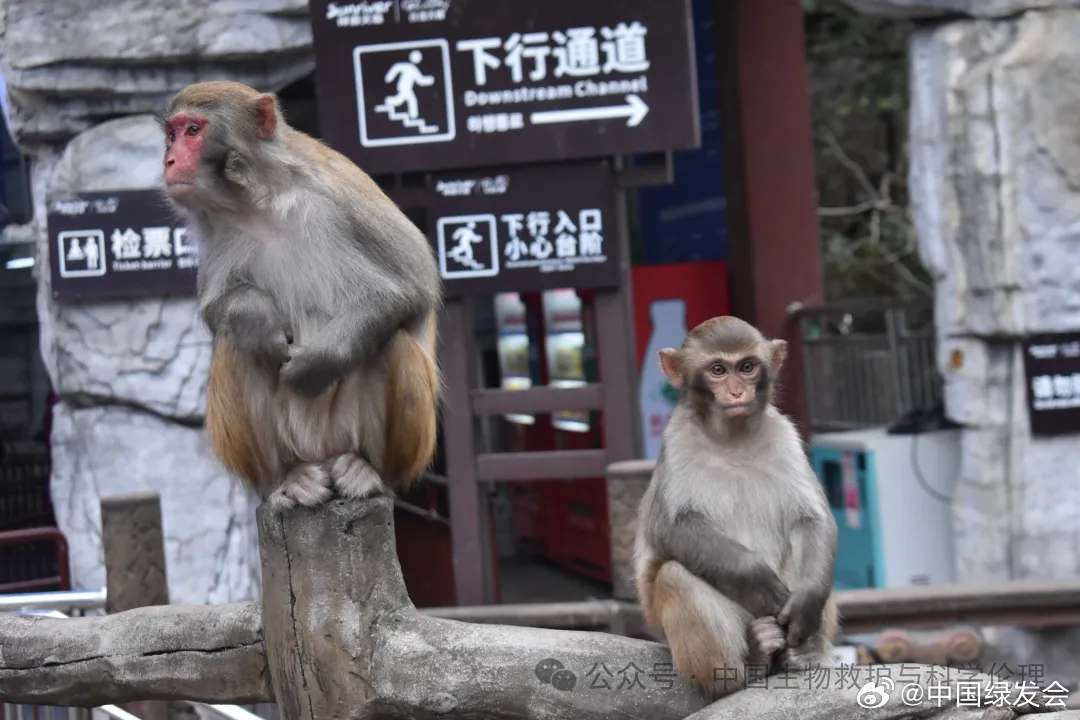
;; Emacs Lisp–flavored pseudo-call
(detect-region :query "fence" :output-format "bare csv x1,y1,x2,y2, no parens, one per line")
1,605,271,720
791,297,942,433
0,447,52,531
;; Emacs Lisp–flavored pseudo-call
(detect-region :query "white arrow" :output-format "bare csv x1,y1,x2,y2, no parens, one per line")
530,94,650,128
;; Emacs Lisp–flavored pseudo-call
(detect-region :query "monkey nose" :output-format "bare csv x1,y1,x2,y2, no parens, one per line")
165,157,176,167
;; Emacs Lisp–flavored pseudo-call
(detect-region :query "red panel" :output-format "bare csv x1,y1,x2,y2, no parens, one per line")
630,261,732,364
395,508,456,608
559,476,611,582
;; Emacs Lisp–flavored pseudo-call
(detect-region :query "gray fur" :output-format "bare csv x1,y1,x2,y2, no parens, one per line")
633,327,839,680
656,503,791,619
779,512,838,647
161,83,442,507
203,283,292,369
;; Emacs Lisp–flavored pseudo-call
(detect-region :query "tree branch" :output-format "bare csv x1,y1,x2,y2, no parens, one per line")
2,494,1073,719
257,495,711,720
0,602,272,706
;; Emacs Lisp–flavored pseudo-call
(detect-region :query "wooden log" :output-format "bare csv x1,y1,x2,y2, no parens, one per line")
0,603,271,706
100,491,169,613
3,491,1075,718
100,491,171,720
256,495,711,720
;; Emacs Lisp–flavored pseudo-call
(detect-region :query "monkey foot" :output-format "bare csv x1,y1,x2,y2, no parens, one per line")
749,616,786,662
266,463,333,513
328,453,386,500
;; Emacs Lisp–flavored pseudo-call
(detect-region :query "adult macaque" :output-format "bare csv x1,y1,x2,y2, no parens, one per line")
159,81,441,512
633,316,839,697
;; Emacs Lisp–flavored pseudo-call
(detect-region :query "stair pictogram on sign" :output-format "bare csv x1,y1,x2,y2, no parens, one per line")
374,101,441,134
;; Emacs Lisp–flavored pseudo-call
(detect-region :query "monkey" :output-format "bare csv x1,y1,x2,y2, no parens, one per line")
158,81,442,513
632,316,839,699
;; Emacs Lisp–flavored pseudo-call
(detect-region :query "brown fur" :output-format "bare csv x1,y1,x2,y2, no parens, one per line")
647,560,839,698
164,81,444,510
635,315,841,695
382,327,441,488
205,338,268,488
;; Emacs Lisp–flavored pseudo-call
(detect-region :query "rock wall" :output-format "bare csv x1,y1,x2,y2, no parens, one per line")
848,0,1080,684
0,0,316,604
907,6,1080,583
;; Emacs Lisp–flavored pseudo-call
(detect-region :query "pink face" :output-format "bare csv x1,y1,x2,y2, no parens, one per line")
163,113,208,198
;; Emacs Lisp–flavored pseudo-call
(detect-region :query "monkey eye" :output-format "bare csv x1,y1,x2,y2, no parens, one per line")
185,123,200,137
709,363,726,376
739,360,756,373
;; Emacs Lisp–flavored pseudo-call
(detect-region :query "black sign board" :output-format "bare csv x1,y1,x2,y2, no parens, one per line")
310,0,700,175
1022,332,1080,435
46,190,198,301
426,160,618,297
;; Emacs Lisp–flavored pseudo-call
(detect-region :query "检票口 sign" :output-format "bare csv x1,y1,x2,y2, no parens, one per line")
1022,332,1080,435
310,0,700,175
46,190,198,301
426,160,618,297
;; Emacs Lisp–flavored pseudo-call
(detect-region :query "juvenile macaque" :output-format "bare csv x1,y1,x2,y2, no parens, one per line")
159,81,441,511
633,316,839,697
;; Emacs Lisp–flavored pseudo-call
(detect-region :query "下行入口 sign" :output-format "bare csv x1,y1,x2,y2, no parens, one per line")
426,160,619,297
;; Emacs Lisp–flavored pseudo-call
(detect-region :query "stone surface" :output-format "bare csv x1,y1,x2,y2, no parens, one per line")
0,0,314,143
49,402,261,606
605,459,654,602
910,9,1080,589
939,337,1080,580
0,0,315,612
911,10,1080,339
0,602,271,706
844,0,1080,18
38,115,212,422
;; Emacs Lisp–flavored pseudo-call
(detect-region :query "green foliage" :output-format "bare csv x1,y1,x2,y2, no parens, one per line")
804,0,931,301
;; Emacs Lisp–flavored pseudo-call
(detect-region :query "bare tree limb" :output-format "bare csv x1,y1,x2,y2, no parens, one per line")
0,602,271,706
257,495,711,720
3,493,1075,719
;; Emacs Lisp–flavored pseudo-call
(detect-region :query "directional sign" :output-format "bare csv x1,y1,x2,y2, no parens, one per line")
1022,331,1080,436
310,0,701,175
426,160,619,297
46,190,198,301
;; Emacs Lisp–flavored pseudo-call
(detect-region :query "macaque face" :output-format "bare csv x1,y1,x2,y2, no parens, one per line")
701,354,765,417
658,316,786,421
163,112,209,200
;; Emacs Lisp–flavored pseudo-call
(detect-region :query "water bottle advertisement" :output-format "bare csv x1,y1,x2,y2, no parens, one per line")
631,261,730,459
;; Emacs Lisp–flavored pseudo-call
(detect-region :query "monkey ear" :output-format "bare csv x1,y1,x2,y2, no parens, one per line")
254,95,278,139
658,348,683,387
768,339,788,372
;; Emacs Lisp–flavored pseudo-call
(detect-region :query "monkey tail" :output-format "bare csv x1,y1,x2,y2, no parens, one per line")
651,560,753,698
382,328,440,489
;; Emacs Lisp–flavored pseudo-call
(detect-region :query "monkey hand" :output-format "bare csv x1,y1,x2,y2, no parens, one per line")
741,570,791,619
280,344,341,397
777,587,827,648
223,300,292,368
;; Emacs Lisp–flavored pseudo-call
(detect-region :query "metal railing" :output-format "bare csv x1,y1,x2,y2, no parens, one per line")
790,297,942,434
0,588,106,615
0,596,269,720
